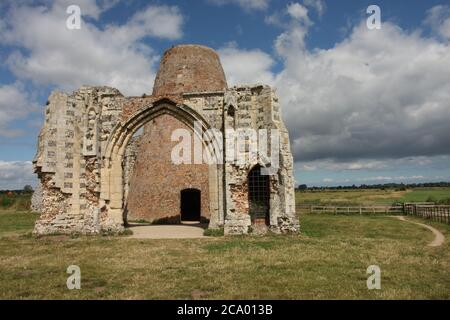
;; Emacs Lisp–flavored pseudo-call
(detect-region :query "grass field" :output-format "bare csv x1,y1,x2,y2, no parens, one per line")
296,187,450,206
0,193,31,211
0,209,449,299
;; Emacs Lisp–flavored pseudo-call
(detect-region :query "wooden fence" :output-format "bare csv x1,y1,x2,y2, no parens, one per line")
403,203,450,224
297,203,450,224
297,205,403,215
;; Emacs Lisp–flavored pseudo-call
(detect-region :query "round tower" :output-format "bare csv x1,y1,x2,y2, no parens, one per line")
152,44,228,96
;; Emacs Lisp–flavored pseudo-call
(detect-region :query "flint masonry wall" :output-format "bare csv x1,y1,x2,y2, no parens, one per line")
221,86,298,235
33,87,125,234
32,44,299,235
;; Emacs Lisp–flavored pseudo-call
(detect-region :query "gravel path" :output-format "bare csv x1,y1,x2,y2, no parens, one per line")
126,224,206,239
392,216,445,247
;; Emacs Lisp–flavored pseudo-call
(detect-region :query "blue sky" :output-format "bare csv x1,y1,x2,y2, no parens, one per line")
0,0,450,188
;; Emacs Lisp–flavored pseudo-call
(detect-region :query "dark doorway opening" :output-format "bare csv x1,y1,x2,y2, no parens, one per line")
248,165,270,226
180,188,201,221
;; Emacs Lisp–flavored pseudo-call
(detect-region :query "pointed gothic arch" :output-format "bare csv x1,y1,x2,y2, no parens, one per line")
99,99,223,229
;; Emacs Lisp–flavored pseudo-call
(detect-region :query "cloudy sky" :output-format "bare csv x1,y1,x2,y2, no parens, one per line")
0,0,450,189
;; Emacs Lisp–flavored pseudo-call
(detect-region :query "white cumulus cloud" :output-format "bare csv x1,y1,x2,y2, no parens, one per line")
286,3,309,21
276,20,450,162
0,161,36,189
218,44,275,86
424,4,450,41
224,3,450,175
303,0,326,17
0,83,38,137
0,1,184,96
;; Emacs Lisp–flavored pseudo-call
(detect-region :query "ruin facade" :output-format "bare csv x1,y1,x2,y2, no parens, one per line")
33,44,299,235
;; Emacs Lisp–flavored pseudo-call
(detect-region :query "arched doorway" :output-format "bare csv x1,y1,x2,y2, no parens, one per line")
180,188,201,222
125,114,210,224
100,100,222,230
248,165,270,225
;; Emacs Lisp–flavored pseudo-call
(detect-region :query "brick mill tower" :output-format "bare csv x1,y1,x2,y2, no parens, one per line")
33,44,299,235
125,45,227,225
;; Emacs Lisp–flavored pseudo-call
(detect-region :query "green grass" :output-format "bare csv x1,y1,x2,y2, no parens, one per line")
203,228,224,237
0,210,39,237
297,187,450,206
400,188,450,203
0,209,449,299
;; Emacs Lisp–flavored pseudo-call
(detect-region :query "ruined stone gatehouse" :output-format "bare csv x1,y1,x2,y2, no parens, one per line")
33,45,299,235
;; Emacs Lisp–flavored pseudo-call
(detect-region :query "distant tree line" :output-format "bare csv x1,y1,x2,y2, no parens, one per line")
0,185,34,194
296,182,450,191
0,185,33,210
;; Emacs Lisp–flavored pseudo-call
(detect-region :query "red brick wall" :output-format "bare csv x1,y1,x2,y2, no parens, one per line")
126,114,210,223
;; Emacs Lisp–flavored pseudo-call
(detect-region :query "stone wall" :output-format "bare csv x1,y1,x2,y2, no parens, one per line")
122,135,138,223
30,181,43,213
32,84,298,235
33,86,125,234
222,85,298,235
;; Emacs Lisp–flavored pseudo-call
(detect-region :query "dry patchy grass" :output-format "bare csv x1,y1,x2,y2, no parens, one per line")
0,210,449,299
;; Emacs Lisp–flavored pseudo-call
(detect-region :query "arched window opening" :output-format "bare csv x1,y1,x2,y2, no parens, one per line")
248,165,270,225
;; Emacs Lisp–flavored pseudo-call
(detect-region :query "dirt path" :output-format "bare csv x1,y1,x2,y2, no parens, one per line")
126,224,206,239
392,216,445,247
